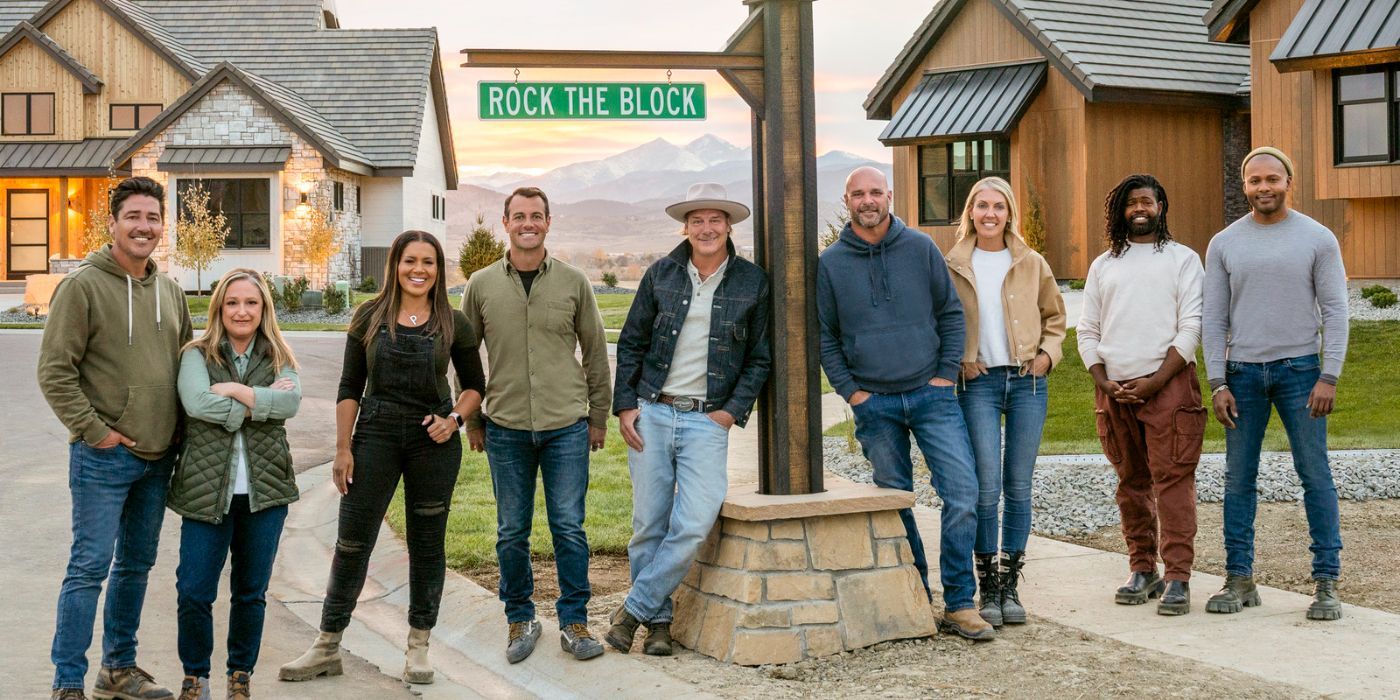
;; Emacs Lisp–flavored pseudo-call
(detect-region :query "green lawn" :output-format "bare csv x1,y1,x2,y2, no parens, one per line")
386,416,634,570
597,293,635,329
824,321,1400,455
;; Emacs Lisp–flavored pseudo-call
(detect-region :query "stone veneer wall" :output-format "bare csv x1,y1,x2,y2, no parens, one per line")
129,82,362,284
1223,110,1253,225
670,510,935,665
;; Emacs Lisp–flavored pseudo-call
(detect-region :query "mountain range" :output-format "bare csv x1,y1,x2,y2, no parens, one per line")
447,134,891,254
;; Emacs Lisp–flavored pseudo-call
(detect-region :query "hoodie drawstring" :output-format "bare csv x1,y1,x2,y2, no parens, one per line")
156,279,162,332
126,275,133,346
865,242,894,306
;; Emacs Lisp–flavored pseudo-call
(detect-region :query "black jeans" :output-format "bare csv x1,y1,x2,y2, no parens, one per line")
320,398,462,632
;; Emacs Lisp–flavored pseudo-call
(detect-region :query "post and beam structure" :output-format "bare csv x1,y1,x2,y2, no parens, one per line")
462,0,824,496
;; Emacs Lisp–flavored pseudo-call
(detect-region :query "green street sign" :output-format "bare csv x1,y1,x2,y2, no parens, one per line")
479,81,706,120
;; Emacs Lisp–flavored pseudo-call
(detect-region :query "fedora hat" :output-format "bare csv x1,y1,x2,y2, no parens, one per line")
665,182,750,224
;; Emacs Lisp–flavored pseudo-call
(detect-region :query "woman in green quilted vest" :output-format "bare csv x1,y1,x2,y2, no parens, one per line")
169,268,301,700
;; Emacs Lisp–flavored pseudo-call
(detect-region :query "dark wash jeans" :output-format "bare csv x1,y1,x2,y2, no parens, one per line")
1224,354,1341,580
851,383,979,612
320,398,462,632
52,442,174,691
176,495,287,678
484,417,592,625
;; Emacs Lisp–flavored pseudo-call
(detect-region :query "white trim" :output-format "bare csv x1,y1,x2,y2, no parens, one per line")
166,171,283,290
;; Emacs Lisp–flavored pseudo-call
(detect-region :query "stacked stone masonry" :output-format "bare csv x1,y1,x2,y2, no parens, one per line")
670,509,935,665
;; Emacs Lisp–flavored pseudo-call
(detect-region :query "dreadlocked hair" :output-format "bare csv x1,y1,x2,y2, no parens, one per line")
1103,173,1172,258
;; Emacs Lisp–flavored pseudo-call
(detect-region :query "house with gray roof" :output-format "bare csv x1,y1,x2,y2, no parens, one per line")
865,0,1250,276
0,0,455,287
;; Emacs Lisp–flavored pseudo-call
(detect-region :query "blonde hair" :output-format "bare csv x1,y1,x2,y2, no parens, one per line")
184,268,298,373
955,176,1022,242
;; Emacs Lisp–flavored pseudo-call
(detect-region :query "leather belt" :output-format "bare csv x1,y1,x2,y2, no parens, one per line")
657,393,709,413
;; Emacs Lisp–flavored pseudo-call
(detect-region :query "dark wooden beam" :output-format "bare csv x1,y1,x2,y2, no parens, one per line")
460,49,764,71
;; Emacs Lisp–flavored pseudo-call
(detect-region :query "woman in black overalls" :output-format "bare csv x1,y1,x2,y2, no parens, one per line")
280,230,484,686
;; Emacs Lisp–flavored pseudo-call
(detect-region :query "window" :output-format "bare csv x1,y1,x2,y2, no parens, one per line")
354,184,361,214
333,181,345,211
917,138,1010,225
431,194,446,221
1334,64,1400,164
2,93,55,135
178,178,271,250
110,103,162,131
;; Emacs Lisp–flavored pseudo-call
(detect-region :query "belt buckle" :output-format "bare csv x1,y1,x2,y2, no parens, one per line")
672,396,696,412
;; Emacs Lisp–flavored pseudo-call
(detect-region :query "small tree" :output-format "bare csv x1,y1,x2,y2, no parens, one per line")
80,172,124,255
1022,179,1048,256
819,208,850,250
601,272,618,288
303,204,340,290
174,182,228,294
458,214,506,282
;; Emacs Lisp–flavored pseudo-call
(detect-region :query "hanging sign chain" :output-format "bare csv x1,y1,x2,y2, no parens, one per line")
514,68,520,84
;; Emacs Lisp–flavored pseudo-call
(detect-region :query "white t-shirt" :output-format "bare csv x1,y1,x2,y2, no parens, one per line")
972,247,1014,367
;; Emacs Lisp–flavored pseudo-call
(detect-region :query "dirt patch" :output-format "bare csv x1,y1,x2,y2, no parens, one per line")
464,555,632,608
1047,500,1400,614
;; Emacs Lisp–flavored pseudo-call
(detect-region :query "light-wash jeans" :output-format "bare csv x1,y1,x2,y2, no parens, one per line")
958,368,1048,555
623,400,731,623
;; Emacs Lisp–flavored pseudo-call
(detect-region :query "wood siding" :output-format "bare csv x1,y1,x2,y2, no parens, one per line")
1250,0,1399,277
39,0,190,139
0,38,84,141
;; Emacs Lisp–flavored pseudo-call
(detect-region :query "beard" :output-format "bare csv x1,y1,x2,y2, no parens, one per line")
853,206,887,229
1249,192,1284,215
1126,216,1157,236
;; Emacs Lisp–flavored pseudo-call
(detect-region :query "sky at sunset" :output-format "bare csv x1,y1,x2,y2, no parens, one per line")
331,0,932,177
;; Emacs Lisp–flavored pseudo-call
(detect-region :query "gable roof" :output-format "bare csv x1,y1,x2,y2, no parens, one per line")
28,0,204,79
867,0,1251,119
1269,0,1400,72
112,61,370,174
0,21,102,93
1204,0,1260,44
880,61,1047,145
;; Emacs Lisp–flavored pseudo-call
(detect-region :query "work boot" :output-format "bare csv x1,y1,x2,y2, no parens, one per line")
1157,580,1191,616
505,619,542,664
1000,551,1027,625
643,623,674,656
93,666,174,699
403,627,434,684
52,690,87,700
605,605,642,653
226,672,250,700
560,623,605,661
1206,574,1261,614
1306,579,1343,621
974,552,1003,627
1114,569,1164,605
278,630,344,681
938,608,997,641
176,677,208,700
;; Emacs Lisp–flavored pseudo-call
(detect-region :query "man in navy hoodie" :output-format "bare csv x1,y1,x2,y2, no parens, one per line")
817,166,992,641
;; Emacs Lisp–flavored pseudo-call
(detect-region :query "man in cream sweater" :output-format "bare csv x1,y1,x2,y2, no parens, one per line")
1078,173,1206,616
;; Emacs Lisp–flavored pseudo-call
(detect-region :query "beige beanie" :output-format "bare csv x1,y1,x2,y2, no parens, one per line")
1241,146,1294,179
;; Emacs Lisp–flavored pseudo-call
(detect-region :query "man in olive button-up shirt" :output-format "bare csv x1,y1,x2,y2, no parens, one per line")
460,186,611,664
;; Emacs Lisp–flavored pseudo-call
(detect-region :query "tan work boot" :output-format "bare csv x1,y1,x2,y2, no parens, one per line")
939,608,997,641
52,690,88,700
93,666,174,699
176,676,208,700
403,627,434,684
278,630,344,681
226,671,250,700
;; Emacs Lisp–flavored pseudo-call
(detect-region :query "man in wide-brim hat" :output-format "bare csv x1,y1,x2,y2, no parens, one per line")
605,183,772,655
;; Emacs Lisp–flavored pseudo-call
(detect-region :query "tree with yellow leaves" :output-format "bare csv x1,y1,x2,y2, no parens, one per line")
303,204,341,290
174,181,229,295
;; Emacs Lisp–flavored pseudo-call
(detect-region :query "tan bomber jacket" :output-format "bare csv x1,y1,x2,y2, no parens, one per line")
945,233,1067,371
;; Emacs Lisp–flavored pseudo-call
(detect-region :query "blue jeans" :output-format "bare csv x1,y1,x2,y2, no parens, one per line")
958,368,1048,555
177,496,287,678
485,418,592,625
1223,355,1341,580
623,401,730,623
52,442,174,690
851,383,979,611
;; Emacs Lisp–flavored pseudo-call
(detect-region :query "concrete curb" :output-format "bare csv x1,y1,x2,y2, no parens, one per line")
270,465,720,700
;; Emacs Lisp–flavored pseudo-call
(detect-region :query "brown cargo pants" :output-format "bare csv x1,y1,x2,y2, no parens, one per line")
1094,367,1208,581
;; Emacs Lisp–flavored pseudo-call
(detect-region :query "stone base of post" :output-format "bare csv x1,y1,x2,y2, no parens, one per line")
670,480,936,665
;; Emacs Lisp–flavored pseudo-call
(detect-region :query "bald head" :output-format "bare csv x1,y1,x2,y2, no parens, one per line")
845,166,888,193
844,166,892,233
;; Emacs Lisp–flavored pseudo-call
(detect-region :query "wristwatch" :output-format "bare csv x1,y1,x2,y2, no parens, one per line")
449,412,465,428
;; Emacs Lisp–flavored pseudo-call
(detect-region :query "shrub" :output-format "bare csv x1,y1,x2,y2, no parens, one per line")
601,272,618,288
1069,279,1086,290
1371,289,1398,309
1361,284,1390,300
323,286,347,315
279,275,309,313
458,214,506,282
357,276,378,293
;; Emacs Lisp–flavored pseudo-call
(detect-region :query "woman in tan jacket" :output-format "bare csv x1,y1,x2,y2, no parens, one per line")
946,177,1066,628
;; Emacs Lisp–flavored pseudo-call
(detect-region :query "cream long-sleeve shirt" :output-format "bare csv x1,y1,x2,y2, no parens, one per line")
1077,240,1205,381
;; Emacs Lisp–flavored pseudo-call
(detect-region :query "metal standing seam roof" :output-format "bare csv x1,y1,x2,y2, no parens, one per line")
1270,0,1400,72
0,138,126,174
157,145,291,172
0,21,101,93
879,61,1047,145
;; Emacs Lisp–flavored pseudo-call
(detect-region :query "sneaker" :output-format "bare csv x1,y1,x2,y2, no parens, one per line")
1306,579,1343,621
93,666,174,700
505,619,542,664
1206,573,1261,614
938,608,996,642
560,623,605,661
52,690,87,700
643,622,674,656
176,677,208,700
604,605,642,653
1157,580,1191,616
226,671,250,700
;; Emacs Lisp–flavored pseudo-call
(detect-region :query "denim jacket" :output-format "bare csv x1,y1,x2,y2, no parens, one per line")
613,238,772,427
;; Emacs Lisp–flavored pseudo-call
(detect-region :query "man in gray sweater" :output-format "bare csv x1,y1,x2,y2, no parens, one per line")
1202,147,1349,622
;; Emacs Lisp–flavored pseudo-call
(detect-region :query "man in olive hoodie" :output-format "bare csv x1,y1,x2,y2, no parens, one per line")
38,176,190,700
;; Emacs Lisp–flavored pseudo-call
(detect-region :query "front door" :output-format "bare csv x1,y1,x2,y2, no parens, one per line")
6,189,49,279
